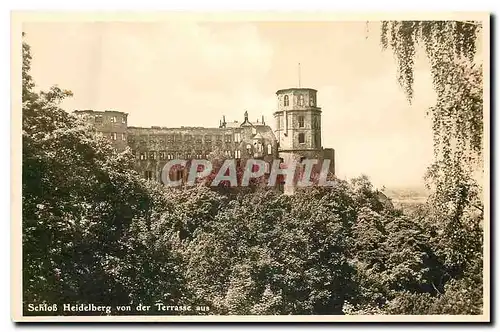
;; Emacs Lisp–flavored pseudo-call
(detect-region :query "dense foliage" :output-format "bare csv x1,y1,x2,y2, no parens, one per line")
379,20,484,232
21,29,484,316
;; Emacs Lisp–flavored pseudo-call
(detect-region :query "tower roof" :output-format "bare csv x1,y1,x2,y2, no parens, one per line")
276,88,317,95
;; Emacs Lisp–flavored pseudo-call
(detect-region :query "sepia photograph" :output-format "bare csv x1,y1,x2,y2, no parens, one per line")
11,11,490,322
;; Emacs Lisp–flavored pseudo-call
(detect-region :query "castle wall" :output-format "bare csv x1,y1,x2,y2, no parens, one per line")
125,124,277,182
74,110,128,151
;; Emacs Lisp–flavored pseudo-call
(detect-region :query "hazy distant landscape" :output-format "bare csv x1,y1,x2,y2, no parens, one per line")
383,186,429,211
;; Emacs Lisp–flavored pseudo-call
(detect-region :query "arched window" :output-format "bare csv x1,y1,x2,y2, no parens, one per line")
284,95,289,106
299,95,304,106
267,144,272,155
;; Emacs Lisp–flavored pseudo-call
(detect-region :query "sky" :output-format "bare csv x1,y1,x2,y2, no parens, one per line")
23,20,440,188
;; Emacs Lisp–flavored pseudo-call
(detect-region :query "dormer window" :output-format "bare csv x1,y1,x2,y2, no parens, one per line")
284,95,289,107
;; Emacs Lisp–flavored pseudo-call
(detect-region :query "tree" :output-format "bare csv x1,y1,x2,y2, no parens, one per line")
378,21,483,189
377,21,484,315
22,34,188,315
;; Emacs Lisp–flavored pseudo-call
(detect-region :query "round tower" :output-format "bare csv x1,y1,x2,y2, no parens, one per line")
274,88,322,160
273,88,327,193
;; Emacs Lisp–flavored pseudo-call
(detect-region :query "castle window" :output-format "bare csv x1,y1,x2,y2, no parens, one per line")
195,135,202,143
298,133,305,144
121,116,126,124
167,135,174,142
144,170,153,180
216,135,222,142
159,151,166,160
298,115,305,128
184,135,192,142
149,151,156,160
310,96,315,106
267,144,272,155
224,134,232,143
95,115,103,123
235,150,241,158
298,95,304,106
110,116,117,123
140,152,146,160
234,132,241,143
121,133,126,140
205,135,212,143
111,133,117,141
284,95,289,106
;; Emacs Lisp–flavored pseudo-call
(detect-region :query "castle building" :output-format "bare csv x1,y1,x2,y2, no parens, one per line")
74,87,335,186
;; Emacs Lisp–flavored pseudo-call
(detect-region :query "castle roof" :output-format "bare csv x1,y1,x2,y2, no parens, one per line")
275,88,317,95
